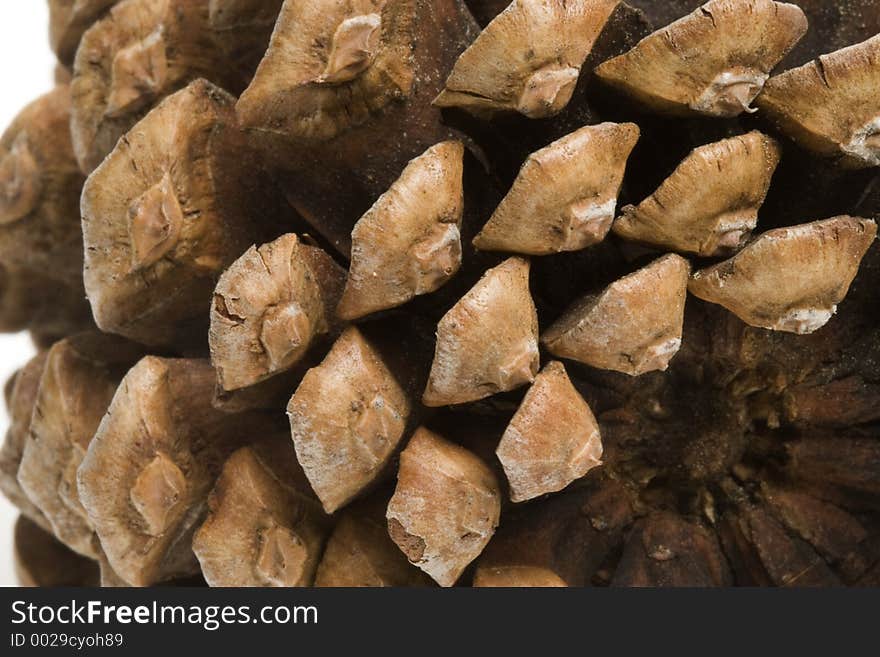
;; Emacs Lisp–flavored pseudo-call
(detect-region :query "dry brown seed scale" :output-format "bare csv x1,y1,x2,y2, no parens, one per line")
0,0,878,588
0,86,92,341
68,0,283,173
193,434,329,587
18,333,146,560
81,79,290,348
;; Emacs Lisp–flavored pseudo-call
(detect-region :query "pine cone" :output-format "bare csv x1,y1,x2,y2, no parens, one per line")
2,0,879,588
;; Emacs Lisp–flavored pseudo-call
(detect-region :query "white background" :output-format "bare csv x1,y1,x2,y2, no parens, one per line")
0,3,57,586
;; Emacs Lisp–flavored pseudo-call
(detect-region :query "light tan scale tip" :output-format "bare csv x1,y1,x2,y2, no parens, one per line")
543,254,690,376
434,0,620,118
81,79,258,346
386,427,501,586
193,440,328,587
314,509,434,587
288,327,411,514
209,233,344,392
236,0,417,144
596,0,808,117
515,66,581,118
496,361,603,503
474,123,640,256
16,334,146,559
689,216,877,334
337,141,465,320
756,34,880,169
612,131,782,257
422,257,539,406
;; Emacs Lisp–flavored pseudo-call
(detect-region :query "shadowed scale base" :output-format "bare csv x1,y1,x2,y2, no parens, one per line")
568,245,880,586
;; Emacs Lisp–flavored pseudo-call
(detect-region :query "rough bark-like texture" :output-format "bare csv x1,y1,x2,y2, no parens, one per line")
338,141,465,319
761,483,871,574
0,353,49,530
597,0,807,116
69,0,271,173
17,334,144,559
496,362,603,502
81,79,285,348
236,0,480,256
786,436,880,497
0,86,92,338
288,327,412,514
210,233,345,392
423,257,539,406
474,123,639,255
725,504,842,586
193,435,329,586
611,511,732,587
543,254,690,375
613,131,783,256
77,356,280,586
386,427,501,586
689,217,877,334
